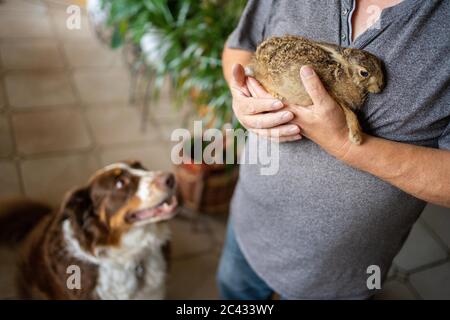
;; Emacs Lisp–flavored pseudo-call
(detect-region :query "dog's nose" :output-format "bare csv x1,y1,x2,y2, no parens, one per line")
165,173,176,189
156,172,175,189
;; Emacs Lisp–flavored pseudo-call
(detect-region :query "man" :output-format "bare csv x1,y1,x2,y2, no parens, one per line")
217,0,450,299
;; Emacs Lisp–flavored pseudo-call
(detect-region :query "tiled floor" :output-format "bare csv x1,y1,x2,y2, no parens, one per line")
0,0,449,300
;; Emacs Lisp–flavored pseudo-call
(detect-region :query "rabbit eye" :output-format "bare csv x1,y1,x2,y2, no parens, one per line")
359,70,369,78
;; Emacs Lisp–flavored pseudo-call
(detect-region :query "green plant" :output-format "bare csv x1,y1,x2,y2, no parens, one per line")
102,0,246,129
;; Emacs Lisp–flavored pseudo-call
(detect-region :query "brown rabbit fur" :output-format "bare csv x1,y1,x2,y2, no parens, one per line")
246,35,385,144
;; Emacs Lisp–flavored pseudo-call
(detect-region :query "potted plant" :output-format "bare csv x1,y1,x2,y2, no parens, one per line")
99,0,246,214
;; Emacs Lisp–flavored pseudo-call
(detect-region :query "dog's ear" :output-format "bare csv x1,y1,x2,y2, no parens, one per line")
61,187,92,220
62,187,106,252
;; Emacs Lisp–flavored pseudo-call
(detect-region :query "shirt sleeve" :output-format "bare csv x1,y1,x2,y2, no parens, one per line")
227,0,272,51
438,120,450,150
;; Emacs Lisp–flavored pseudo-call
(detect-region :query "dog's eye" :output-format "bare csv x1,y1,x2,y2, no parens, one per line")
115,177,129,189
359,70,369,78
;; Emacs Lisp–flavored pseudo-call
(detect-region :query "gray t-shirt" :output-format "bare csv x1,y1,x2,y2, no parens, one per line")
227,0,450,299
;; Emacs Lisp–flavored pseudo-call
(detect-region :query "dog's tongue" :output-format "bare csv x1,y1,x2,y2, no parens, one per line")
135,208,158,220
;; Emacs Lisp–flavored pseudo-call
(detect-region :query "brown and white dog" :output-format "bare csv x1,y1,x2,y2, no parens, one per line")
0,161,178,299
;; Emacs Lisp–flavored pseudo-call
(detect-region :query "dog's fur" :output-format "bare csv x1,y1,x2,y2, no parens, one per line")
0,161,177,300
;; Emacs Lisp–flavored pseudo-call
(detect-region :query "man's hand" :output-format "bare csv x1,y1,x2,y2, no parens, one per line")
286,66,351,158
230,64,302,142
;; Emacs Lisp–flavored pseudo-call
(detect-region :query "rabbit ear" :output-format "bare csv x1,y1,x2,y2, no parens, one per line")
343,48,353,56
343,48,362,65
317,43,348,67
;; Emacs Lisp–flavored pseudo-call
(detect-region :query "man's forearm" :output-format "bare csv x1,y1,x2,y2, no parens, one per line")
340,134,450,207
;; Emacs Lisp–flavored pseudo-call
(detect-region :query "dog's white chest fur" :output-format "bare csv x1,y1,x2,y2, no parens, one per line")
63,220,170,300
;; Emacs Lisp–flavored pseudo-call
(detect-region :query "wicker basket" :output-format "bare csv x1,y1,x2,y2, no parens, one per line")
175,162,239,215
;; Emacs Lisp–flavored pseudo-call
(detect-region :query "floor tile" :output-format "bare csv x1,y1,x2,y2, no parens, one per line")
46,0,82,7
156,96,189,121
86,106,159,146
387,264,400,279
84,101,134,109
410,262,450,300
0,41,64,69
374,280,417,300
49,8,93,40
157,112,198,142
0,115,13,157
421,204,450,248
157,121,187,143
5,73,76,108
0,161,22,198
202,214,228,248
73,68,130,104
169,216,217,259
393,222,447,272
63,40,120,68
12,108,91,155
135,83,183,122
0,0,47,15
21,153,99,206
100,142,173,171
166,253,220,299
0,12,52,38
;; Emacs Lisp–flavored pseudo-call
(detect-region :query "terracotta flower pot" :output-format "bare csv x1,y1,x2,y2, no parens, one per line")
175,161,239,215
174,135,239,215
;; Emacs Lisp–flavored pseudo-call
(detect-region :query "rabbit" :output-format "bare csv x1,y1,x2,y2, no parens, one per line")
245,35,385,144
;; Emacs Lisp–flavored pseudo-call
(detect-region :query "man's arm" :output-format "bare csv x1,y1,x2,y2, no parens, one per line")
288,65,450,208
341,134,450,207
222,47,252,84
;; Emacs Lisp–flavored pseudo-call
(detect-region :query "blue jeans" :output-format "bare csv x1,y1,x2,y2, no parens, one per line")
217,219,275,300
